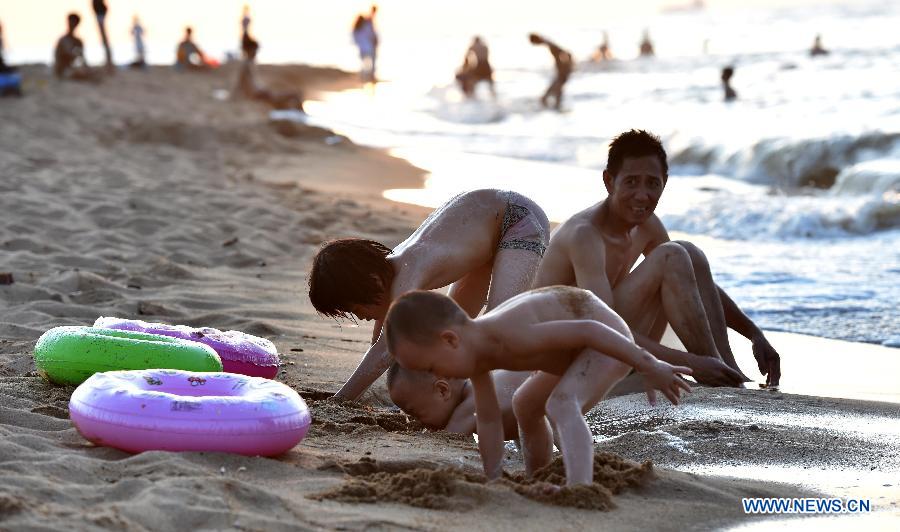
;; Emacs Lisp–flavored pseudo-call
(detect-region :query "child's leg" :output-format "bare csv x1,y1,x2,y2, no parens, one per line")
512,371,560,476
546,349,631,486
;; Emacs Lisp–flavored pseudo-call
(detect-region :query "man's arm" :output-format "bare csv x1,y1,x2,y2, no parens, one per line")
718,286,781,386
471,372,504,480
332,331,391,401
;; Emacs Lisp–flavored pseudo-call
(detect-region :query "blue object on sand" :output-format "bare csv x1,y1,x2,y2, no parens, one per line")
0,72,22,89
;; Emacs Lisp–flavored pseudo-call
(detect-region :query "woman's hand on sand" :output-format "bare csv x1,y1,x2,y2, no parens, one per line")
751,332,781,388
689,355,748,387
641,359,693,406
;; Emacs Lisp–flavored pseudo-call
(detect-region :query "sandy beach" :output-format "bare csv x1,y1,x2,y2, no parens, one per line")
1,64,898,531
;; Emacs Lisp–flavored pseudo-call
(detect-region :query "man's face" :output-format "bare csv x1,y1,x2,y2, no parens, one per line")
390,378,461,430
604,155,666,225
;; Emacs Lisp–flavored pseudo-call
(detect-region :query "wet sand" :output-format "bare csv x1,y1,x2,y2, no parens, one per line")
0,63,897,530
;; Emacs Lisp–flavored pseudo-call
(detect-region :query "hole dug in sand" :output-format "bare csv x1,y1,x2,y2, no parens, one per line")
310,452,653,511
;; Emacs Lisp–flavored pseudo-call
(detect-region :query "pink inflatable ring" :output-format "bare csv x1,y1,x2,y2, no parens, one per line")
70,369,311,456
94,317,280,379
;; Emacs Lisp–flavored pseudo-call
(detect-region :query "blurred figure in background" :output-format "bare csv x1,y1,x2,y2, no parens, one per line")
721,66,737,102
592,31,613,62
0,19,23,97
54,13,97,80
455,36,496,99
175,27,210,70
130,15,146,69
240,5,253,59
528,33,573,111
810,34,829,57
639,29,655,57
0,19,9,71
351,5,378,84
92,0,114,72
235,37,305,112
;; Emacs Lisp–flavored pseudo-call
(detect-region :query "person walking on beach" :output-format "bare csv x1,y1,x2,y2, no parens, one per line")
721,66,737,102
528,33,573,111
351,5,378,84
130,15,146,69
308,189,549,402
592,31,613,62
533,129,781,390
456,36,496,99
92,0,114,72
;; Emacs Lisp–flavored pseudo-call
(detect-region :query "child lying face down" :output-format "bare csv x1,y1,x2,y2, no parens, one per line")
384,285,692,486
387,364,529,440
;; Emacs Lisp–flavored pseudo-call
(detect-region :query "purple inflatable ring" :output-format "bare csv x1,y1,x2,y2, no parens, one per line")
70,369,311,455
94,317,280,379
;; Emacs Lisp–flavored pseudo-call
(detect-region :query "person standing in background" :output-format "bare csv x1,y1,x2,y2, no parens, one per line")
528,33,573,111
240,5,253,59
351,5,378,84
721,66,737,102
92,0,114,72
639,29,655,57
456,36,496,99
0,19,7,71
810,34,829,57
130,15,146,69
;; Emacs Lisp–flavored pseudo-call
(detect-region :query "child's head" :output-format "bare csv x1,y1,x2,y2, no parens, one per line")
308,238,395,321
384,290,473,378
386,363,465,430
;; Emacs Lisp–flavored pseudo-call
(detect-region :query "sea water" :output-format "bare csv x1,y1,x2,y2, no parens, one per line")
301,0,900,347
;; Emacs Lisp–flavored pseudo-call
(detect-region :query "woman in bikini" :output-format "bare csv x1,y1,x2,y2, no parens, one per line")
309,189,549,401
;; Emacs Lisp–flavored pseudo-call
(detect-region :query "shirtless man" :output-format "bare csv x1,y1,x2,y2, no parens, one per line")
534,129,781,388
385,286,691,484
457,36,496,99
309,189,549,401
54,13,92,80
175,27,208,70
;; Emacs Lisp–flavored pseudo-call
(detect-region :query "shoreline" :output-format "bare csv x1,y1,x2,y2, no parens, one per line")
1,64,897,529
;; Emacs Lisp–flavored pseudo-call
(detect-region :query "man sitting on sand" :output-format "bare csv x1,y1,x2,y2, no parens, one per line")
533,129,781,389
235,38,305,112
387,364,528,439
54,13,95,80
385,286,692,484
175,27,209,70
309,189,549,402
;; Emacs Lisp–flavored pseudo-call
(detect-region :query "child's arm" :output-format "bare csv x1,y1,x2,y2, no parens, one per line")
526,320,693,405
471,371,505,480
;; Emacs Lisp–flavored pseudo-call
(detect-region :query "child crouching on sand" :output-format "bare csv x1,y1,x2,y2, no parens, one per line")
387,364,528,439
384,286,692,486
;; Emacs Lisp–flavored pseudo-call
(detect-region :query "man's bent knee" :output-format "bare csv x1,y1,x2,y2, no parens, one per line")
671,240,709,266
649,242,693,272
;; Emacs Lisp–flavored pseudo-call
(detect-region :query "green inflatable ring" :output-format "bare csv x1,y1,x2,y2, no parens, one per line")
34,326,223,385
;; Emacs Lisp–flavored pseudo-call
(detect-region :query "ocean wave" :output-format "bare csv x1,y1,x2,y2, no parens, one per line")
660,177,900,239
669,132,900,190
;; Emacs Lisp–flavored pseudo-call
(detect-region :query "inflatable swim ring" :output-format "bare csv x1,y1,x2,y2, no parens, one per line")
69,369,311,455
93,317,280,379
34,326,222,386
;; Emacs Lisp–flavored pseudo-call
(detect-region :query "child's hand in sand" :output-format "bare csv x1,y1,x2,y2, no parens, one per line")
639,359,693,406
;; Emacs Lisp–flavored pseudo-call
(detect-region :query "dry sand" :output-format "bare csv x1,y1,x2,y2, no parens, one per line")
1,64,898,531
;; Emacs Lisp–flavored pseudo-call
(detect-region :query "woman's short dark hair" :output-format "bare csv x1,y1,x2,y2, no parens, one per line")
607,129,668,179
308,238,394,319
